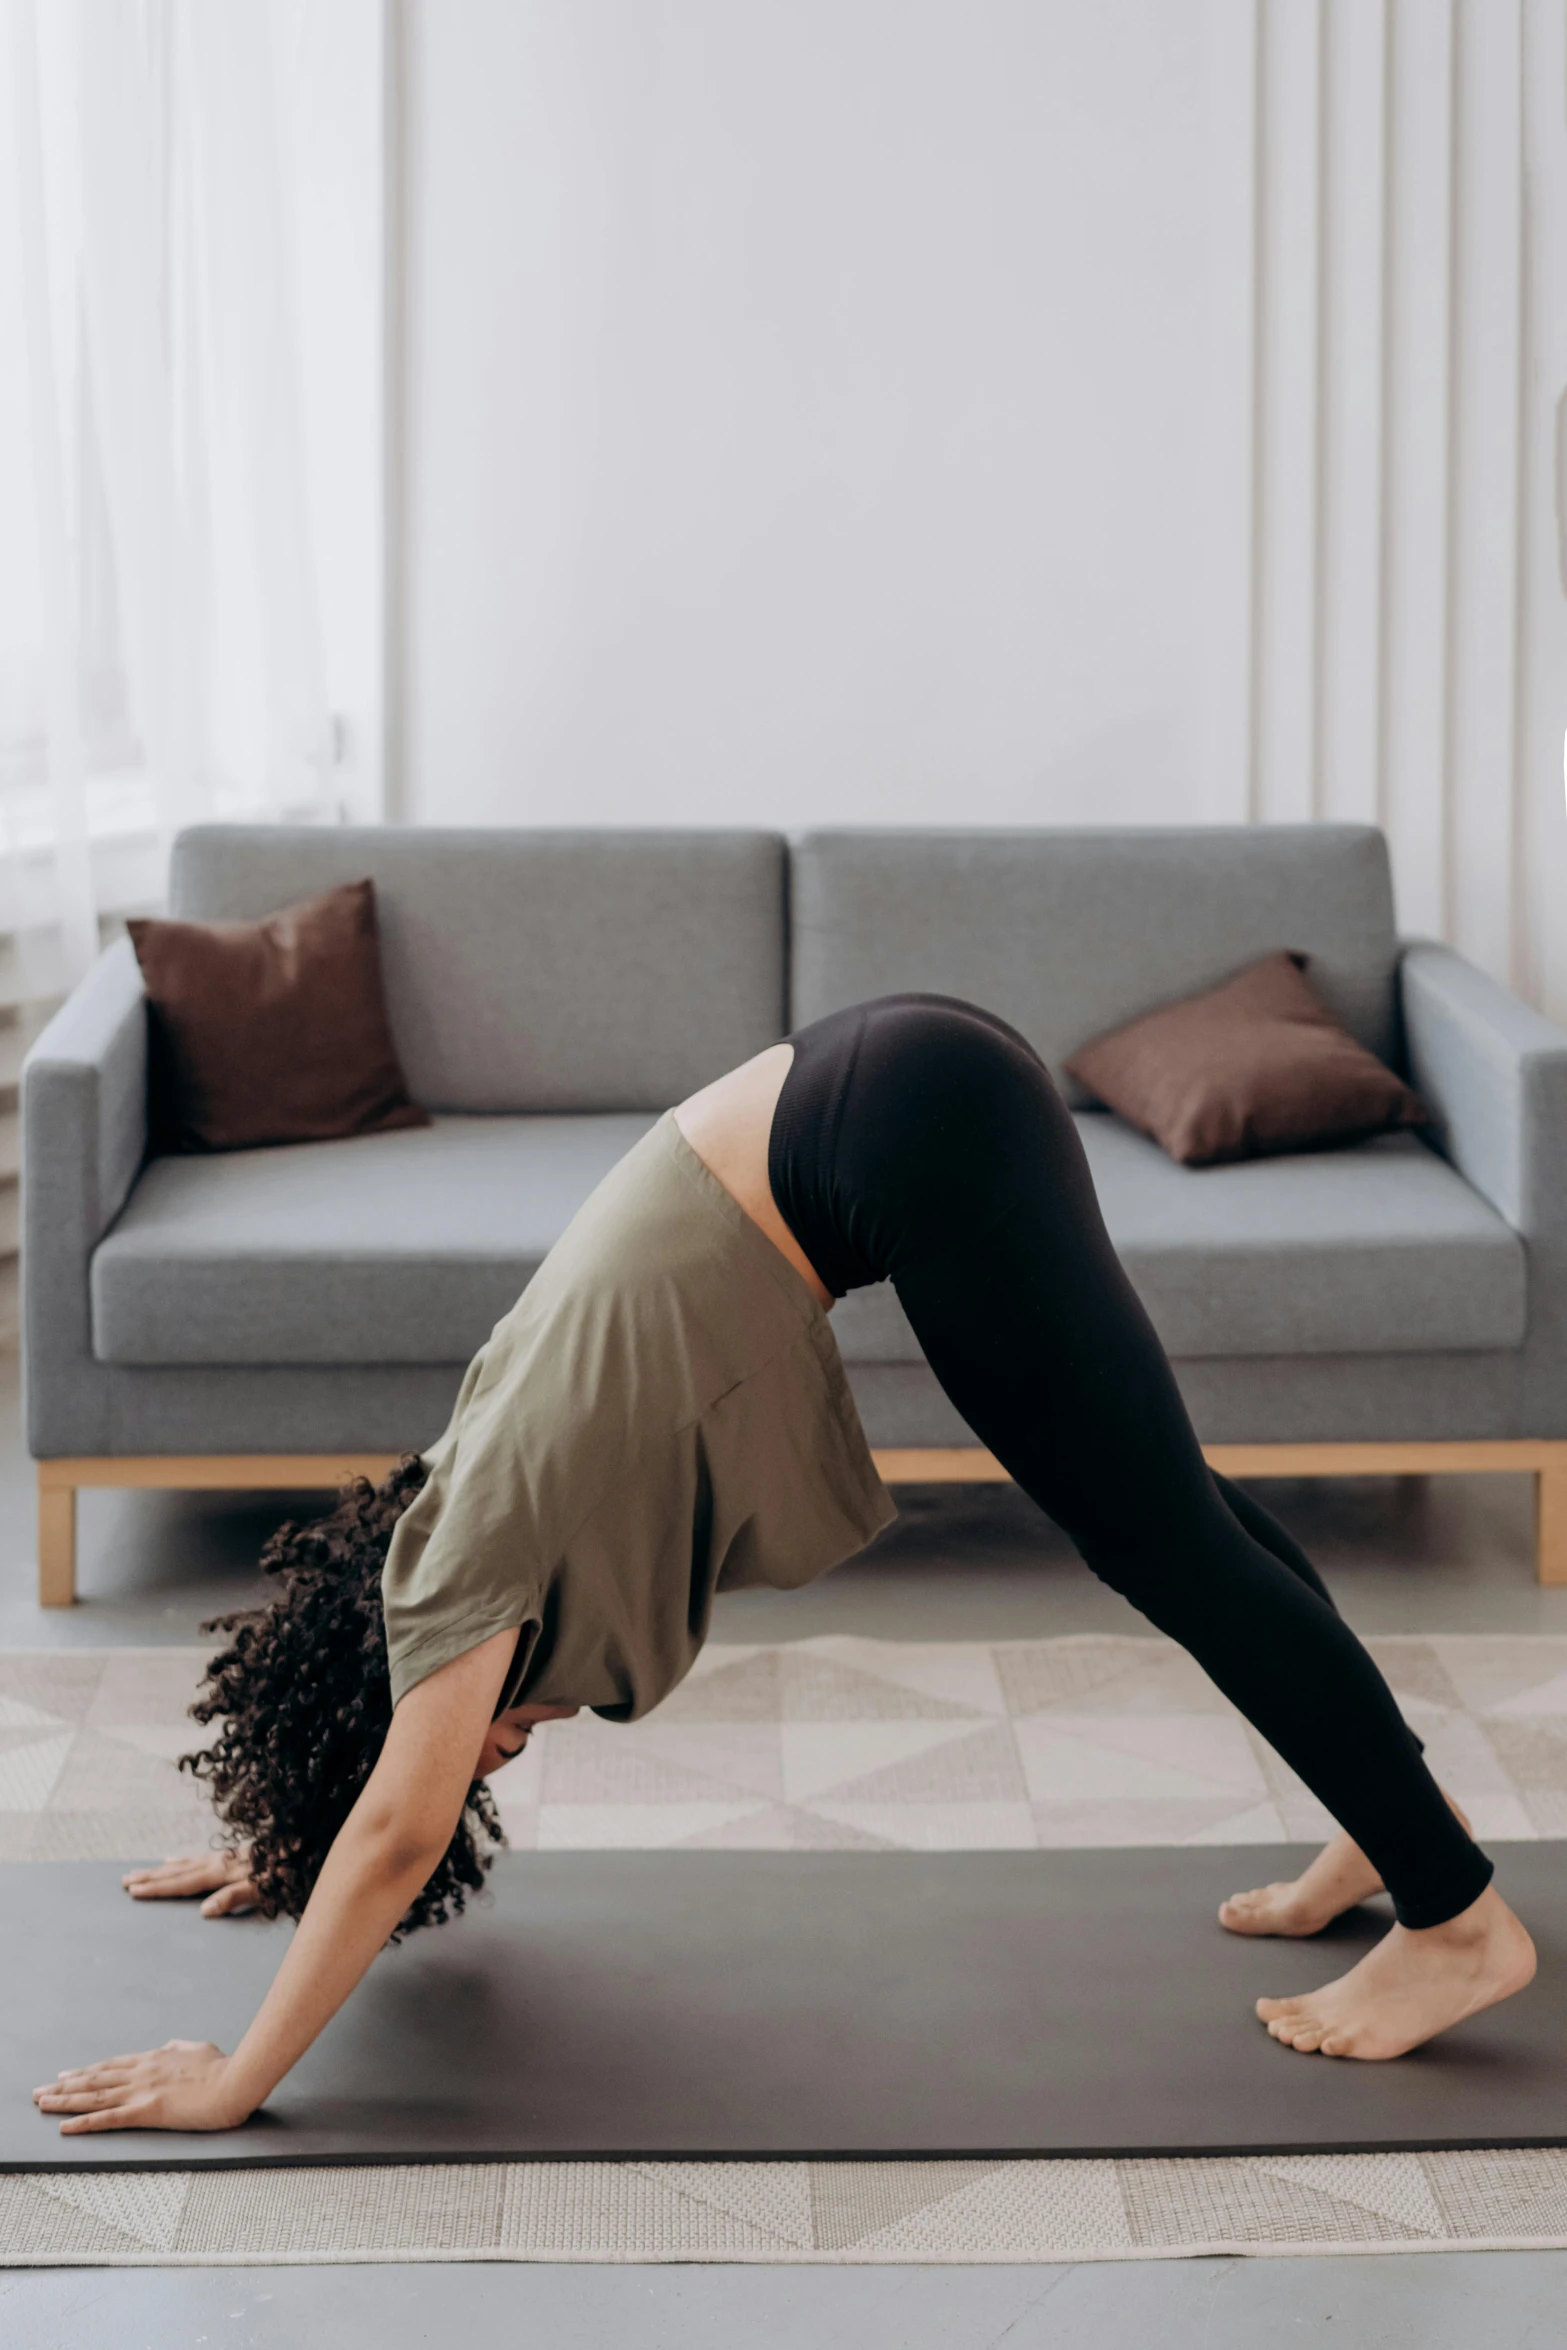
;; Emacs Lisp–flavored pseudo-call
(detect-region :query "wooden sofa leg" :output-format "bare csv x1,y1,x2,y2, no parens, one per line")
37,1474,76,1608
1539,1449,1567,1588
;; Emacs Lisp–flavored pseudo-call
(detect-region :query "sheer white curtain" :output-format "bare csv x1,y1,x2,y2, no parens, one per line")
1,0,335,1002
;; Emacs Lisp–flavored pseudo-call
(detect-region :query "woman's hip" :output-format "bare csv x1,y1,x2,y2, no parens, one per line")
769,993,1085,1293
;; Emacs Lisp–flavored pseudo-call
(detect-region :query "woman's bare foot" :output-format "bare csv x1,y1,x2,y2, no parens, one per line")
1219,1795,1473,1939
1220,1828,1383,1938
1256,1883,1536,2059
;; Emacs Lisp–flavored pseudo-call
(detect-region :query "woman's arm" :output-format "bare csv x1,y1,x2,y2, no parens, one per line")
34,1627,518,2136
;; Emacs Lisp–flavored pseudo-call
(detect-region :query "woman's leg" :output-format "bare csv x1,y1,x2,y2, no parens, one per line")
1210,1471,1334,1607
1206,1468,1475,1937
815,1000,1534,2053
827,1005,1473,1921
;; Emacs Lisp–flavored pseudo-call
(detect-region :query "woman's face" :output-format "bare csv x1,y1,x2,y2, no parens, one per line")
475,1700,580,1780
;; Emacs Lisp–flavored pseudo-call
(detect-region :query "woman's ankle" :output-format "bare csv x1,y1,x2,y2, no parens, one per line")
1404,1883,1525,1950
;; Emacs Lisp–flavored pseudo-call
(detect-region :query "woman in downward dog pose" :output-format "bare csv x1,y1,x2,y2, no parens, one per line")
36,996,1534,2138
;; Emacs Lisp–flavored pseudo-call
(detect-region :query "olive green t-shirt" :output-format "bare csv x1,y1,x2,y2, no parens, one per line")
380,1113,897,1720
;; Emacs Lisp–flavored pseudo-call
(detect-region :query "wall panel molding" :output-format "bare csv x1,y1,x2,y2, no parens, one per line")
1254,0,1324,825
1317,0,1388,831
1446,0,1523,986
1518,0,1567,1019
1378,0,1456,942
1212,0,1564,1017
1201,0,1263,824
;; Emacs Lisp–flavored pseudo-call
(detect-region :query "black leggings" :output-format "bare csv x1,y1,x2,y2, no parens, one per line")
769,993,1492,1931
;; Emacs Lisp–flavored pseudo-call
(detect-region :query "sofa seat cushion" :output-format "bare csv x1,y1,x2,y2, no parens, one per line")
829,1116,1527,1366
91,1115,660,1367
93,1109,1527,1374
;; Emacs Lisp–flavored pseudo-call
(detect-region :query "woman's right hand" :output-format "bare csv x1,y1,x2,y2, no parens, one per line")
122,1851,260,1918
35,2039,250,2135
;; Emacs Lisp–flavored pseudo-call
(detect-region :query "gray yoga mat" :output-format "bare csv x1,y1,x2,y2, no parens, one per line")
6,1846,1565,2169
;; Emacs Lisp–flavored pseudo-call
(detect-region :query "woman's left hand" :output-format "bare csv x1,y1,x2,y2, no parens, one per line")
33,2040,249,2135
33,1633,523,2139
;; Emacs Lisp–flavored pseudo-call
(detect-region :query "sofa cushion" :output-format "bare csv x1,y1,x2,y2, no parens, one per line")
128,880,430,1153
91,1115,660,1367
91,1110,1526,1374
829,1117,1526,1365
1064,950,1429,1166
168,827,786,1114
790,826,1401,1104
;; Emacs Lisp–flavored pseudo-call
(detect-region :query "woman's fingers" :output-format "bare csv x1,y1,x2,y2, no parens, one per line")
123,1852,254,1903
200,1878,260,1918
37,2086,129,2114
35,2049,169,2100
59,2104,154,2134
123,1854,235,1900
35,2075,136,2106
44,2057,143,2083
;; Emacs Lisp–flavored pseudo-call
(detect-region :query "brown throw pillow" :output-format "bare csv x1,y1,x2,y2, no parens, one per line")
128,878,430,1153
1064,951,1429,1167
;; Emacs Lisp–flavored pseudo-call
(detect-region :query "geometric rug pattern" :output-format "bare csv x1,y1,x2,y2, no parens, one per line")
4,2148,1567,2265
2,1632,1566,1861
7,1633,1567,2267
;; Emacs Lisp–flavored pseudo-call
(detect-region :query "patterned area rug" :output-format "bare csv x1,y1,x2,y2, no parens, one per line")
5,2151,1567,2266
3,1630,1565,1860
5,1633,1567,2267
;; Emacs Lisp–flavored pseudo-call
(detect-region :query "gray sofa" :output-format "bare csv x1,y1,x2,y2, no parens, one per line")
22,822,1567,1601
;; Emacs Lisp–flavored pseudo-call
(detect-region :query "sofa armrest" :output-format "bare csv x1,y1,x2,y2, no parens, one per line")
1401,940,1567,1439
21,940,147,1456
1400,941,1567,1238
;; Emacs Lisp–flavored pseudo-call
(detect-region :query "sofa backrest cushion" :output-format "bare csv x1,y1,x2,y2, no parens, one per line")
789,826,1402,1100
170,827,787,1112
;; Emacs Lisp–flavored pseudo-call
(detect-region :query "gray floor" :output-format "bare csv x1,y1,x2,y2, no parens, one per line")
6,1348,1567,2343
4,2251,1567,2349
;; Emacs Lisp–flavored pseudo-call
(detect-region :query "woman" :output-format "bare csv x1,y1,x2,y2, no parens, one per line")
35,997,1535,2137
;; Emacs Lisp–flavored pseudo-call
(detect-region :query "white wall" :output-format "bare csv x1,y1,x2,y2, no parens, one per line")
399,0,1567,1017
1211,0,1567,1022
402,0,1211,831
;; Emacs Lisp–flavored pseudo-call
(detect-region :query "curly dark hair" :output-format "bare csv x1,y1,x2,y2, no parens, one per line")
180,1456,504,1937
